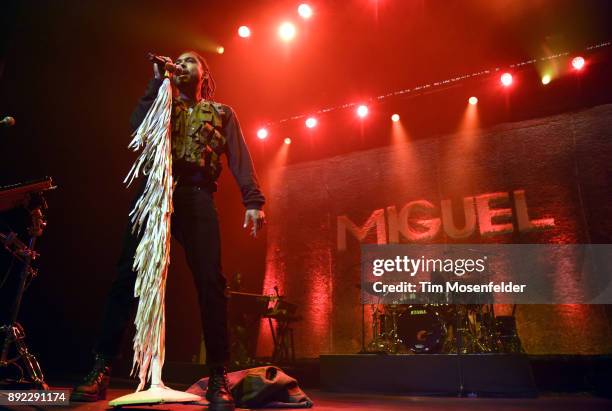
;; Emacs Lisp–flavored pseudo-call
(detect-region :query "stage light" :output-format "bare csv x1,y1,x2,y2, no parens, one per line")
500,72,513,87
238,26,251,38
357,105,368,118
468,96,478,105
571,56,585,71
298,4,313,19
541,74,551,85
278,22,296,42
391,114,400,122
257,128,268,139
305,117,317,128
216,46,225,55
284,137,292,145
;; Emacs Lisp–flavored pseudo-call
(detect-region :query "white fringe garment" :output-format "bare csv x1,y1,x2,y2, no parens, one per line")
124,78,174,392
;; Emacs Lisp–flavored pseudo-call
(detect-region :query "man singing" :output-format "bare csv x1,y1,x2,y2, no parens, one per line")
71,51,266,411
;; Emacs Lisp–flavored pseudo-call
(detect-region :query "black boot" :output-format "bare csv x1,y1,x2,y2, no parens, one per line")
70,354,112,402
205,366,235,411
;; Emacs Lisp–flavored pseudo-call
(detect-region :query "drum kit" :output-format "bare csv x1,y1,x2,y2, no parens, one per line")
365,303,523,354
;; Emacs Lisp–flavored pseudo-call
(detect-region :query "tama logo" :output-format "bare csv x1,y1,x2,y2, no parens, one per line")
410,309,428,315
337,190,555,251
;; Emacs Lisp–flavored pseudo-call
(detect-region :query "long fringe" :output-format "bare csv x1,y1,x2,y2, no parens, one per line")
123,78,174,392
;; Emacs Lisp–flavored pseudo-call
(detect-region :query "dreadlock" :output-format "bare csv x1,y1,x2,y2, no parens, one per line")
184,50,216,101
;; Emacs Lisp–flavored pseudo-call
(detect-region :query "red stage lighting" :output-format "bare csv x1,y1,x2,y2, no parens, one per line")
391,114,400,122
284,137,292,145
305,117,317,128
357,105,368,118
238,26,251,38
500,72,513,87
257,128,268,139
571,56,585,71
468,96,478,105
216,46,225,55
298,4,313,19
278,22,296,42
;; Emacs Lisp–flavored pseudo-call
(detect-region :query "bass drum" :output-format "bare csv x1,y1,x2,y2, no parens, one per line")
397,305,447,354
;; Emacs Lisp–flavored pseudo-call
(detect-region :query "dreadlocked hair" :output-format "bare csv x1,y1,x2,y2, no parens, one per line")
185,50,216,101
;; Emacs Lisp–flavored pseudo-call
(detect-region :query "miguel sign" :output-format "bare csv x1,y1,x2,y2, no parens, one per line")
337,189,555,250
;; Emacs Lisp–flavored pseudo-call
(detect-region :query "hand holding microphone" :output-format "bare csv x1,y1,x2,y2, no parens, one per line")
0,116,15,128
148,53,186,79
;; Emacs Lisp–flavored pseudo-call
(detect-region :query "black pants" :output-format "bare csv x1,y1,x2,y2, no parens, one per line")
94,185,229,366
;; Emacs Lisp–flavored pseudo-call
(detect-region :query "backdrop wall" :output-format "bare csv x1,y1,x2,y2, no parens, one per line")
257,104,612,357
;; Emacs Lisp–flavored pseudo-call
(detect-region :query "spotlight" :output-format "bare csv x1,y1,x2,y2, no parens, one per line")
305,117,317,128
357,105,368,118
571,56,585,71
298,4,313,19
238,26,251,38
257,128,268,139
541,74,551,85
391,114,400,122
468,96,478,105
284,137,292,145
216,46,225,55
500,72,513,87
278,22,296,42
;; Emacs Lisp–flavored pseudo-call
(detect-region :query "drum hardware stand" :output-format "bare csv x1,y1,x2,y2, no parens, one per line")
366,304,393,353
476,304,498,352
0,194,48,390
495,305,524,353
365,304,409,354
363,287,409,354
444,305,495,354
383,306,408,354
366,304,381,352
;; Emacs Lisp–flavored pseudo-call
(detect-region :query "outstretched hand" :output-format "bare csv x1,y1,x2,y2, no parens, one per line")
243,209,266,237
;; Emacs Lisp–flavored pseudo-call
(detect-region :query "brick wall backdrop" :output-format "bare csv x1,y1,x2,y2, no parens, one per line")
257,104,612,357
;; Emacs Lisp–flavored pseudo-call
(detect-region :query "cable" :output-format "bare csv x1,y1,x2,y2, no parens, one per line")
263,41,611,129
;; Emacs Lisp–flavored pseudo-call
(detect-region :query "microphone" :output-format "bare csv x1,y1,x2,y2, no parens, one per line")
147,53,186,75
0,116,15,128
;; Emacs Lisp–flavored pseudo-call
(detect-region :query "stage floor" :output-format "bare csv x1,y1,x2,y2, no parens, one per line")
2,388,611,410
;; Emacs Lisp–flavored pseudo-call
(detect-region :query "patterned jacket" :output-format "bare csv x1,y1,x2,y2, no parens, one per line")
130,78,265,209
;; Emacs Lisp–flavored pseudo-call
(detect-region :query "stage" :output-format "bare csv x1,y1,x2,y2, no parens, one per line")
3,354,609,410
2,387,611,411
2,2,612,410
